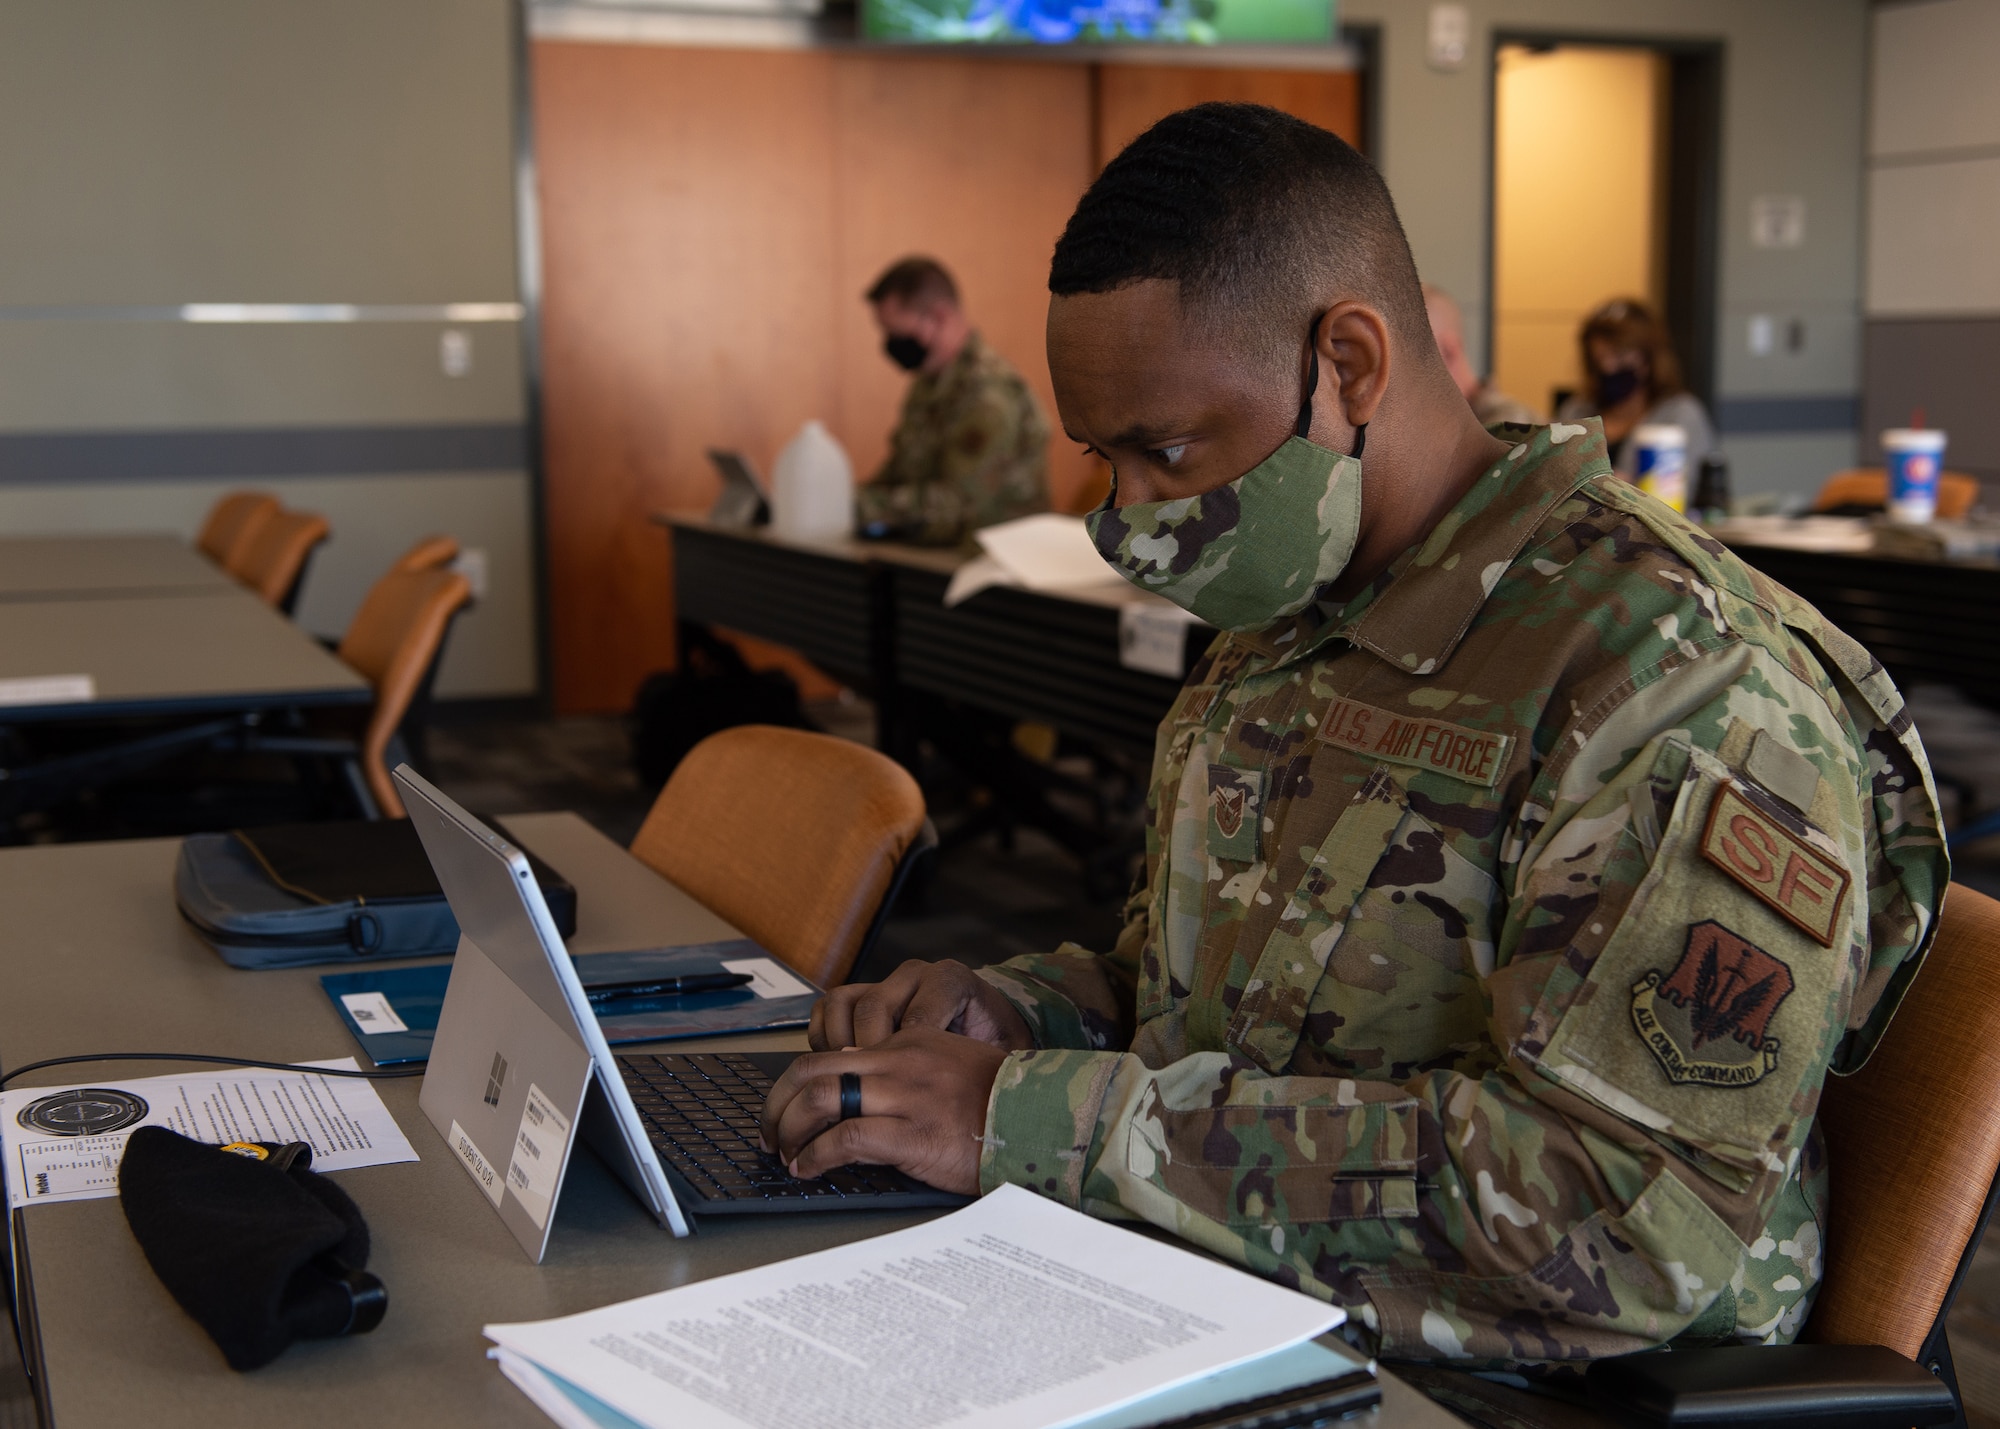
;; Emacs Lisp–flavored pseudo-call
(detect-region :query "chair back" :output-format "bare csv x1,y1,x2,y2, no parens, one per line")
1811,467,1979,521
336,566,474,818
196,491,278,566
628,726,927,987
232,508,330,611
1805,883,2000,1358
390,534,461,574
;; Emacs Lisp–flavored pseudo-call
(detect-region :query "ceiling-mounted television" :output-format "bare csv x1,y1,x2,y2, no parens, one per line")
863,0,1332,44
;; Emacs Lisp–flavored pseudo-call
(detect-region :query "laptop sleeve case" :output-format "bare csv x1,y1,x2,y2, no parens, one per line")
174,817,578,968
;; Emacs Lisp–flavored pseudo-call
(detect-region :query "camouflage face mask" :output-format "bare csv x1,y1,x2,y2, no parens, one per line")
1085,318,1364,633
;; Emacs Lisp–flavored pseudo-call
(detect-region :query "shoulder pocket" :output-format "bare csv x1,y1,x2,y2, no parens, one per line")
1524,746,1857,1182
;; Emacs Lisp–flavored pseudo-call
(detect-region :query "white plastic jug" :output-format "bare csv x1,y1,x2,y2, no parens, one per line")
768,420,855,541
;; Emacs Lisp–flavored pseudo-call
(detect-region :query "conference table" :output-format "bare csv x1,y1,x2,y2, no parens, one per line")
1715,519,2000,713
0,540,368,819
0,534,236,603
658,514,1212,757
0,813,1457,1429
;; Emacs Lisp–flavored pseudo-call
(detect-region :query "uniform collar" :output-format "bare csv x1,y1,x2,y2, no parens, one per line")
919,329,985,396
1233,420,1613,676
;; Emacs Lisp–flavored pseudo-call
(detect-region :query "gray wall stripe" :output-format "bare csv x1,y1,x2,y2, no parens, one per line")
1713,395,1859,436
0,423,528,483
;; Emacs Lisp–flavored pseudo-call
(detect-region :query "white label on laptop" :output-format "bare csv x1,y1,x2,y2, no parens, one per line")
723,958,813,1000
449,1119,505,1207
339,991,410,1035
0,674,94,707
507,1083,571,1230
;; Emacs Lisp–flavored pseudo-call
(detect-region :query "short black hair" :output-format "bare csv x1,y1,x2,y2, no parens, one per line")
866,256,959,310
1049,104,1427,369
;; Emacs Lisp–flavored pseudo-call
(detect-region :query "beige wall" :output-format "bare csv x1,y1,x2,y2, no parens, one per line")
1492,44,1665,421
1866,0,2000,318
0,0,534,698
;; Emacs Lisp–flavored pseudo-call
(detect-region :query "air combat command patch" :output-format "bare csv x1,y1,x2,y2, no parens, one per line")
1700,779,1851,947
1632,920,1795,1088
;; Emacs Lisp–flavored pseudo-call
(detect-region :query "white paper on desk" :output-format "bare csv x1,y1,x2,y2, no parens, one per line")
0,674,94,707
1117,600,1203,677
486,1182,1342,1429
0,1057,418,1209
943,514,1127,607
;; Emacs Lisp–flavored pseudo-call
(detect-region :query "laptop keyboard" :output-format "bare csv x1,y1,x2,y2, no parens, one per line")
618,1051,918,1203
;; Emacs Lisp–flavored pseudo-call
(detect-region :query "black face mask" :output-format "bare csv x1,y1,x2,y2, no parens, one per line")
1595,367,1643,408
884,335,928,372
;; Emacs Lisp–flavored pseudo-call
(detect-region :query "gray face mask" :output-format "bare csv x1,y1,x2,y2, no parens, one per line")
1084,315,1367,633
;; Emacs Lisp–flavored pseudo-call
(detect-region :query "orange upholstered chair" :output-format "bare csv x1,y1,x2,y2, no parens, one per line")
1812,466,1980,521
196,491,278,568
1802,884,2000,1367
629,726,931,987
390,533,460,574
231,508,330,613
334,564,475,818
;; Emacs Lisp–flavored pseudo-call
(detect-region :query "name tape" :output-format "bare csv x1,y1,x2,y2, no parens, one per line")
1318,698,1514,788
1700,780,1851,947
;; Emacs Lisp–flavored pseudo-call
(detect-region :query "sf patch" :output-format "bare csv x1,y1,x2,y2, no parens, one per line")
1632,921,1795,1088
1701,779,1851,947
1206,764,1264,862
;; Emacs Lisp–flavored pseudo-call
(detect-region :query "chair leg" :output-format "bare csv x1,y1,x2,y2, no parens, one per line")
1923,1330,1969,1429
340,756,381,820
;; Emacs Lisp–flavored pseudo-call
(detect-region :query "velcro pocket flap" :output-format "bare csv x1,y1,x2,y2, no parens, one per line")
1227,765,1406,1071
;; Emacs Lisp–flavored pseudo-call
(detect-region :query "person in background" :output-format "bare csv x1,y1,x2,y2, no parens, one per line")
1556,297,1718,479
1423,284,1536,426
856,256,1051,546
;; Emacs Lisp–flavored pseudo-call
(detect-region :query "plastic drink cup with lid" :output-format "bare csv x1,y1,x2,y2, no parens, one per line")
1883,428,1948,523
1634,425,1689,513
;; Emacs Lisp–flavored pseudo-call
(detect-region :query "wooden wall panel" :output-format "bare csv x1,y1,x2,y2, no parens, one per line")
535,43,842,714
829,53,1095,507
1093,65,1361,168
535,40,1095,713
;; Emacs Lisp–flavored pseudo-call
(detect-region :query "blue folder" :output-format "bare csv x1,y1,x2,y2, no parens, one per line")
321,939,820,1066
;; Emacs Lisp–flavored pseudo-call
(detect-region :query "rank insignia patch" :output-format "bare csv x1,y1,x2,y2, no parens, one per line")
1700,779,1851,947
1632,921,1794,1088
1206,764,1263,862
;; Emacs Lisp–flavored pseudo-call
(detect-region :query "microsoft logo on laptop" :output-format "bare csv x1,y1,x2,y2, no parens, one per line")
484,1052,509,1108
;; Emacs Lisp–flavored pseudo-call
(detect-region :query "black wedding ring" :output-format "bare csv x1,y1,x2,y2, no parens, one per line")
838,1071,862,1122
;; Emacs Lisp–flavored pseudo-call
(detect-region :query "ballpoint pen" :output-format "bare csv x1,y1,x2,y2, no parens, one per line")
582,971,755,1006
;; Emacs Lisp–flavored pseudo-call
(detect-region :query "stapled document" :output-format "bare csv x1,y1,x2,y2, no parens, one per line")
486,1182,1343,1429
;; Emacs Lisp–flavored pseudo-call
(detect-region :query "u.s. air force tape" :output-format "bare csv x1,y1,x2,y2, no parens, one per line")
1318,698,1514,788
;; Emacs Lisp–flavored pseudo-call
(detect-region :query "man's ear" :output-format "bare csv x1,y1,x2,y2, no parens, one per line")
1314,301,1391,443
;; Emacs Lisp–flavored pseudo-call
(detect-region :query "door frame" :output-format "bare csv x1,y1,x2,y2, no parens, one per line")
1485,29,1725,411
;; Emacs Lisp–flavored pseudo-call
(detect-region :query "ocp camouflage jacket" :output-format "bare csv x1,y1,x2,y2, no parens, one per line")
975,420,1947,1367
856,331,1052,546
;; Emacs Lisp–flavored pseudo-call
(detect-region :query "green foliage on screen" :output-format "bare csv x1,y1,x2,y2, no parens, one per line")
863,0,1331,44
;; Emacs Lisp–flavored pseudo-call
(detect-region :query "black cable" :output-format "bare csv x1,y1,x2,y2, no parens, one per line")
0,1053,425,1089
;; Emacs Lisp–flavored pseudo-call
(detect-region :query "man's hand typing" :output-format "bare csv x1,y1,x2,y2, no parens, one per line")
757,1027,1008,1195
809,959,1034,1053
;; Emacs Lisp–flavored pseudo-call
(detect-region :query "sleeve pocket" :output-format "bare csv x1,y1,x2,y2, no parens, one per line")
1130,1090,1422,1225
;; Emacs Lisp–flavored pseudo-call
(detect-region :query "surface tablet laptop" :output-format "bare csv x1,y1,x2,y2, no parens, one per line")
706,450,770,529
394,765,966,1260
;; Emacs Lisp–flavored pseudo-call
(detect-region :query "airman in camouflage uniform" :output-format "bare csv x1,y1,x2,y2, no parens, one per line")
975,418,1946,1367
856,330,1053,546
